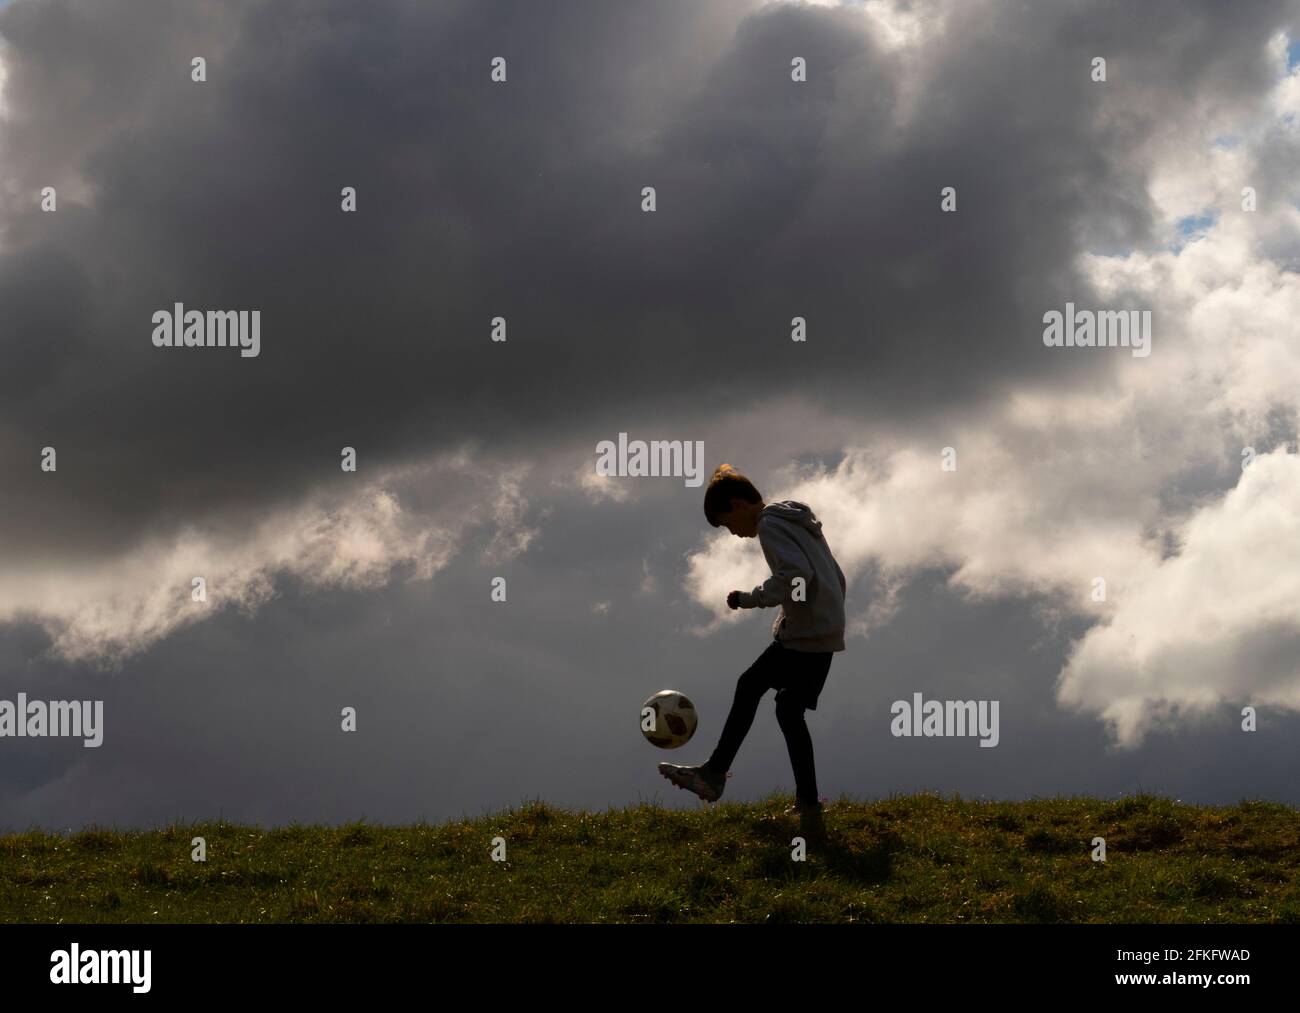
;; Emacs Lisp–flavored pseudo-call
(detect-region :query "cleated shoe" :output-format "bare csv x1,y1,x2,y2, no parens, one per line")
658,763,726,803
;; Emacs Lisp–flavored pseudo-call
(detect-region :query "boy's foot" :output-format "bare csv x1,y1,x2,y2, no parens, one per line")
658,763,726,802
785,798,829,839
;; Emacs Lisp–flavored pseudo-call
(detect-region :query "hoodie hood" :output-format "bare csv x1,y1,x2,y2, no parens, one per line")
760,500,823,537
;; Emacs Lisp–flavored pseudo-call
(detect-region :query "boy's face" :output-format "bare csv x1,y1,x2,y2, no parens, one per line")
718,498,760,538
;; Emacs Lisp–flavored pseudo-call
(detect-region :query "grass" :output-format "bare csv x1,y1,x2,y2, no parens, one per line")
1,792,1297,923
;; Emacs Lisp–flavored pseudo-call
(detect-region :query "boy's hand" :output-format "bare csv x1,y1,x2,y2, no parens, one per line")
727,590,742,610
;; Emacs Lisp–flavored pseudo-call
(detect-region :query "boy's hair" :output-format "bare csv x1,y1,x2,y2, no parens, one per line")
703,463,762,526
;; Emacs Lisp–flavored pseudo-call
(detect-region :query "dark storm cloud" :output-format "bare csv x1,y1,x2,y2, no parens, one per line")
1,0,1293,563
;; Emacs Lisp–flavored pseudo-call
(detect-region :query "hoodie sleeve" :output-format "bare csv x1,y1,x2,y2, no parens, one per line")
734,517,813,608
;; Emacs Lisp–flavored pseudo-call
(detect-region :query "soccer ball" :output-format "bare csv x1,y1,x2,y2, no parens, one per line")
641,690,697,748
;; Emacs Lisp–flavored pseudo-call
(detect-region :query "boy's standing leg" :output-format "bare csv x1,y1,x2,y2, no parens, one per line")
773,650,832,808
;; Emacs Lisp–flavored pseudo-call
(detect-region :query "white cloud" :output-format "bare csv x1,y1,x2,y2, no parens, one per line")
481,472,539,564
0,450,536,666
0,39,8,122
1059,448,1300,745
1268,31,1300,123
575,461,632,503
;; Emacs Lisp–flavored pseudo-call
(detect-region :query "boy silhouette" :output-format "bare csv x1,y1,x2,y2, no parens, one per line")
660,464,847,834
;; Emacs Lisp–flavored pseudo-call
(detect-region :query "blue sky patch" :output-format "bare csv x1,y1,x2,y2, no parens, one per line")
1169,210,1218,252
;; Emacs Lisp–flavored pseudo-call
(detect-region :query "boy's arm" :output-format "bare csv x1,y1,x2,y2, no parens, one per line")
733,520,812,608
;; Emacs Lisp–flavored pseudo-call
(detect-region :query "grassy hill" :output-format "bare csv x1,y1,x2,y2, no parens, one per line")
2,793,1297,923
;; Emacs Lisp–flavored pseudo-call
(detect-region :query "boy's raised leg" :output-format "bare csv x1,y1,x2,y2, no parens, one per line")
656,641,782,803
703,640,784,777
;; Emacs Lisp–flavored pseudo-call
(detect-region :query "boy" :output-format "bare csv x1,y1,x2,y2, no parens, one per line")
659,463,847,834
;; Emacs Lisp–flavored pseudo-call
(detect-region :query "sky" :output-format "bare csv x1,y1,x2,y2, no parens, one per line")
1,0,1299,830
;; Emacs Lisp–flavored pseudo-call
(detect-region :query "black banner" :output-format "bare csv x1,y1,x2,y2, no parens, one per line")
0,923,1290,998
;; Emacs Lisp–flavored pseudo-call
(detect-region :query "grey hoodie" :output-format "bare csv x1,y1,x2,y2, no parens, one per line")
734,500,847,652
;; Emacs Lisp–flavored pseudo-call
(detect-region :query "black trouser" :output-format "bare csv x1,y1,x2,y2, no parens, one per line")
705,640,833,803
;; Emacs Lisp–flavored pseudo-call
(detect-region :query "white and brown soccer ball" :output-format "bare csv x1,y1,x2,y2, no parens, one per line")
640,690,698,749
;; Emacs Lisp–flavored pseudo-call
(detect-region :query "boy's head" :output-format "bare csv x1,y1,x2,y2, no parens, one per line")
703,463,765,538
